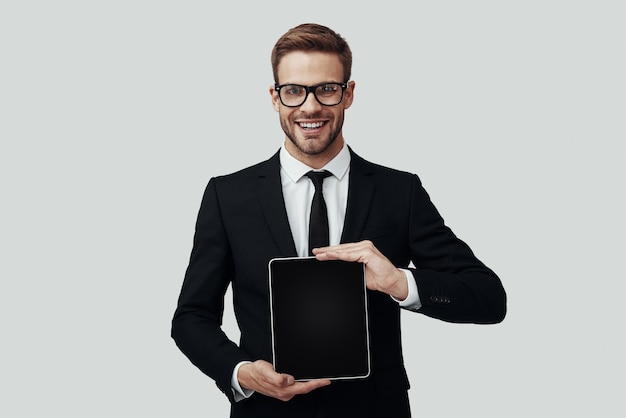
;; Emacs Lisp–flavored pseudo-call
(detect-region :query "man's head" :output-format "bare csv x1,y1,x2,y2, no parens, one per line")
270,23,355,168
271,23,352,84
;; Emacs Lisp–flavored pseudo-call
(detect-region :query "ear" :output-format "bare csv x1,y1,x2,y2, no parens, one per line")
270,85,281,112
343,80,355,110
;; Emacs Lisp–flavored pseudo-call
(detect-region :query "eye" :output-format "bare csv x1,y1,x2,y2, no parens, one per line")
317,84,339,96
284,85,303,96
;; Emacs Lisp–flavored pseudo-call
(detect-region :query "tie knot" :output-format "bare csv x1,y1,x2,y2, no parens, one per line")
305,170,332,190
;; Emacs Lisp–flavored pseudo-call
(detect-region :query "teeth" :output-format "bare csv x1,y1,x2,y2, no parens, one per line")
299,122,323,129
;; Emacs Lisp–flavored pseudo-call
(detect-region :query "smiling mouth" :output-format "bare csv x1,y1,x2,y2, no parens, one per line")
298,121,325,130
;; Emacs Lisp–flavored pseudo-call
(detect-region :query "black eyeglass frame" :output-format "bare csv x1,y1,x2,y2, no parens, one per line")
274,82,348,107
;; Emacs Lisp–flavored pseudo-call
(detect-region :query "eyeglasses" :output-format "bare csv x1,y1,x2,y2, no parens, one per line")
274,82,348,107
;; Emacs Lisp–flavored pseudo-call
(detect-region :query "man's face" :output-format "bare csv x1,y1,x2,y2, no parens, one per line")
271,51,354,166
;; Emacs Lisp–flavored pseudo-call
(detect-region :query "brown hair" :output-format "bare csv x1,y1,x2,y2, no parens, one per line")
271,23,352,84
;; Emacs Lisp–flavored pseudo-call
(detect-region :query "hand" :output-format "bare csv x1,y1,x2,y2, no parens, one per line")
313,240,409,300
237,360,331,402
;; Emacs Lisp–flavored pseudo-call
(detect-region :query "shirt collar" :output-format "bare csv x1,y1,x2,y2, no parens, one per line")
279,142,351,183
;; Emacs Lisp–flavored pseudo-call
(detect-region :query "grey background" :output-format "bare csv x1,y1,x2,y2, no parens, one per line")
1,1,624,417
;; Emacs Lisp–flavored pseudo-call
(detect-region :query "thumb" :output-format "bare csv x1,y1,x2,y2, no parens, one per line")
279,374,295,386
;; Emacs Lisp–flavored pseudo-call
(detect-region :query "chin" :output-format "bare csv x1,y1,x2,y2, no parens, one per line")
302,140,333,156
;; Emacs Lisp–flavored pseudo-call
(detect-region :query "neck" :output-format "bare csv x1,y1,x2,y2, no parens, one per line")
284,137,344,169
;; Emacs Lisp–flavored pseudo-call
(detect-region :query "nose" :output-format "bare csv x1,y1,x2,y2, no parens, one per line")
299,89,322,112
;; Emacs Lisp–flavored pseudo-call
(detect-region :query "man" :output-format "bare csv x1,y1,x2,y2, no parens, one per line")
172,23,506,418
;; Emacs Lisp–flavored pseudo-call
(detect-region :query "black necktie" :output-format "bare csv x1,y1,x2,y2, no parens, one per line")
306,170,332,255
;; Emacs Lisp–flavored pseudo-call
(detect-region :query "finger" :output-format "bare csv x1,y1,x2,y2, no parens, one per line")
320,241,371,251
273,379,331,402
291,379,331,395
264,371,294,387
316,247,370,263
278,374,295,387
254,361,294,386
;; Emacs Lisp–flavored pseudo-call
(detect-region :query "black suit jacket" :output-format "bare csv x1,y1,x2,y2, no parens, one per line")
172,148,506,416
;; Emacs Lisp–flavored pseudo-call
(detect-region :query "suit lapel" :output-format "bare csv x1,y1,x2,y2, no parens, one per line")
256,151,298,256
341,150,376,244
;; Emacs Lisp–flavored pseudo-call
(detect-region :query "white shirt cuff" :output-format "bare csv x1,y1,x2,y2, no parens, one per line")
392,269,422,310
231,361,255,402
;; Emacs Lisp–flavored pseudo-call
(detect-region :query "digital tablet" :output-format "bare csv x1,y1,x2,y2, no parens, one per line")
268,257,370,381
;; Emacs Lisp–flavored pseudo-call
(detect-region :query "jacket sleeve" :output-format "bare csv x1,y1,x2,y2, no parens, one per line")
171,178,249,403
406,174,507,324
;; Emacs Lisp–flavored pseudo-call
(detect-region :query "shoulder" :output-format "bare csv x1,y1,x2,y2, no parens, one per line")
211,150,280,185
349,148,420,182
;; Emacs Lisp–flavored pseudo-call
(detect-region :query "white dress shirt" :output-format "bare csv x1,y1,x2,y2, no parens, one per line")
280,143,350,256
231,143,421,400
